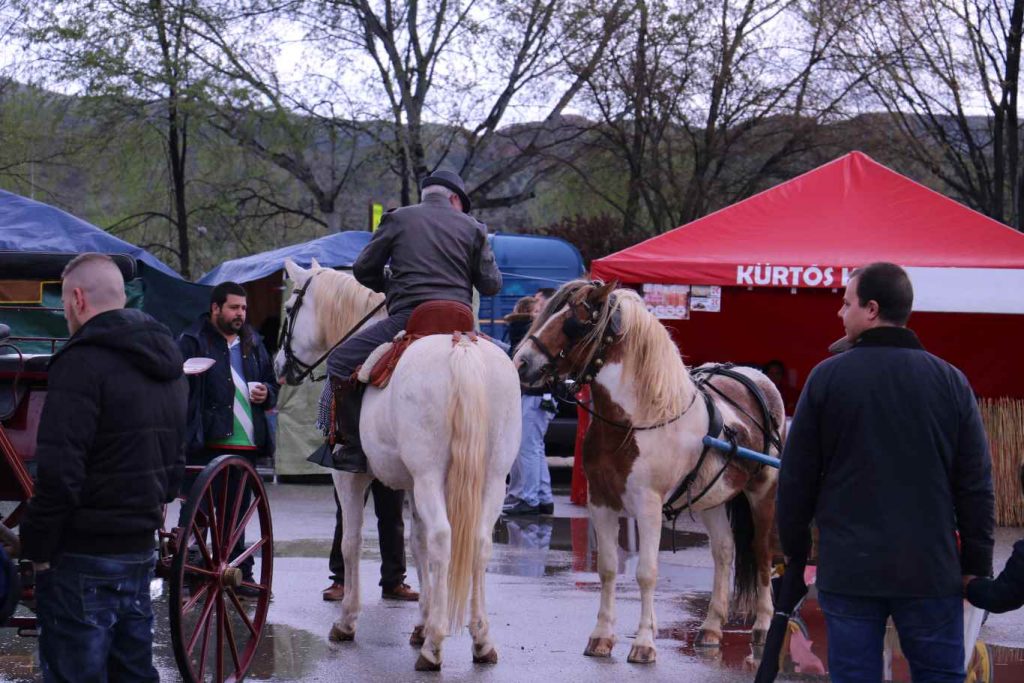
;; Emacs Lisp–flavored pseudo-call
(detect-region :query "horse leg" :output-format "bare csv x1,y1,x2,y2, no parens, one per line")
697,504,734,647
330,471,372,643
744,486,776,645
407,491,429,648
627,494,662,664
411,478,450,671
468,474,504,664
584,504,620,658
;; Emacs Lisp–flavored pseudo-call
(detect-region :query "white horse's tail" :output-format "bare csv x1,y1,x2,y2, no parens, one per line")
444,335,487,633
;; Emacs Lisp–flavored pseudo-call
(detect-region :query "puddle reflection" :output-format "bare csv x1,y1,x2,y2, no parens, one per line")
666,590,1024,682
489,515,707,578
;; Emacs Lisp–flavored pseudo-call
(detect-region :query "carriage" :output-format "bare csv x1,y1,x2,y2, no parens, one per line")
0,252,273,682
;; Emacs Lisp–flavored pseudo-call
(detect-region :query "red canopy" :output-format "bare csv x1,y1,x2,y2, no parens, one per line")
592,151,1024,287
589,152,1024,399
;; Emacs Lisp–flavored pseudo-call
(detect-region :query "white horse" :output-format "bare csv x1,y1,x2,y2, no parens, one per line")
514,281,784,664
274,259,521,671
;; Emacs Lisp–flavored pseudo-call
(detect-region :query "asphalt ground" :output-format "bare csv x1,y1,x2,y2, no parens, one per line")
1,482,1022,682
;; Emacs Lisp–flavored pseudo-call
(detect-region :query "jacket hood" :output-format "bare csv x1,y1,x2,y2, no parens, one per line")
60,308,183,381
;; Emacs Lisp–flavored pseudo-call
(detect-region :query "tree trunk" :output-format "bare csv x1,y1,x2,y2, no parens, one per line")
1007,0,1023,229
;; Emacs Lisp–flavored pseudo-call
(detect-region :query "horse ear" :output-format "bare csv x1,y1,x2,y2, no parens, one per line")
282,260,305,284
310,257,322,270
589,280,617,305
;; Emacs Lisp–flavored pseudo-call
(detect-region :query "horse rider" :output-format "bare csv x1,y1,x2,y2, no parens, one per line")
325,170,503,473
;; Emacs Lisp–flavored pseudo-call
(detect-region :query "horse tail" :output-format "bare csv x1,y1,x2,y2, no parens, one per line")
727,492,758,621
444,335,487,633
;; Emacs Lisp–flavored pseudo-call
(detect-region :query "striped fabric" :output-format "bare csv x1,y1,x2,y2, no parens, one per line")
207,359,256,449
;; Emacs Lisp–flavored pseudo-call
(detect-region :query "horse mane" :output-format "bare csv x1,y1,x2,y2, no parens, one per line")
606,290,688,424
310,268,385,347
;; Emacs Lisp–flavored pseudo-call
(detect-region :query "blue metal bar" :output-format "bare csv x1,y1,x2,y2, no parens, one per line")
703,435,781,469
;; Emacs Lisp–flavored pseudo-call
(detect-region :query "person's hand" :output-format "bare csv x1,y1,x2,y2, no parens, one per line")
250,383,268,404
0,524,19,557
962,574,977,595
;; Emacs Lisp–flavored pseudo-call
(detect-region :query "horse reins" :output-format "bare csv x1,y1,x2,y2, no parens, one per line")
279,272,386,384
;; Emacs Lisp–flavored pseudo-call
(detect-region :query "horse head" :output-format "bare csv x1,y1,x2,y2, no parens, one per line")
513,279,621,389
274,257,323,385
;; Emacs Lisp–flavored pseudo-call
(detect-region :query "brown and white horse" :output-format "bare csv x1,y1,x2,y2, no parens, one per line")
274,260,522,671
514,280,784,663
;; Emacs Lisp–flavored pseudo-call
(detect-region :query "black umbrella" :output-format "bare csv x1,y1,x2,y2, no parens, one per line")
753,553,809,683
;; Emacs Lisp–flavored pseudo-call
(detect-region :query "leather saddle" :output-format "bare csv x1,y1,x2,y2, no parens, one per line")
357,300,477,389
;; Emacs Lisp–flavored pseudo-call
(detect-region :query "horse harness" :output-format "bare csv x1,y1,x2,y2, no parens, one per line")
540,299,782,524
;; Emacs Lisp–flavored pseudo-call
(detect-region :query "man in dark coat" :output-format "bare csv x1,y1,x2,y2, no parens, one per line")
20,253,187,682
325,169,503,473
178,281,278,593
776,262,994,683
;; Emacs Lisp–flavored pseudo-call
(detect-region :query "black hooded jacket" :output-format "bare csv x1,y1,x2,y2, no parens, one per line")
20,309,188,562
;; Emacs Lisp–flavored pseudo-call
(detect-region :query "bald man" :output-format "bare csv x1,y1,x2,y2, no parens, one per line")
20,253,187,682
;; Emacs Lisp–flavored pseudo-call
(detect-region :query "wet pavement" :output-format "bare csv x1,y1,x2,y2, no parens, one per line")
2,482,1023,682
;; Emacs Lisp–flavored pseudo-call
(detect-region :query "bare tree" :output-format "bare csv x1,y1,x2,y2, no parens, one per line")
570,0,861,235
841,0,1023,228
296,0,629,209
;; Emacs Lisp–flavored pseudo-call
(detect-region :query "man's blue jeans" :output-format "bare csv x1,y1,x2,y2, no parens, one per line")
36,552,158,683
507,395,555,507
818,590,964,683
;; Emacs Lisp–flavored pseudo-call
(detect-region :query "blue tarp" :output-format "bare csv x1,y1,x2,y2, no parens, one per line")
198,231,372,285
0,189,182,278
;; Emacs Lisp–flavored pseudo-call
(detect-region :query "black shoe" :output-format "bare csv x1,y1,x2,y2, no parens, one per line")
331,444,368,473
502,500,540,516
538,502,554,515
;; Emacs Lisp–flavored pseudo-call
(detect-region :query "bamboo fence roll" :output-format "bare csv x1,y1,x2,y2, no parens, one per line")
979,398,1024,527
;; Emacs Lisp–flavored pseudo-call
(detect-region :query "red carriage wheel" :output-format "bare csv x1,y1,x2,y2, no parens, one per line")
169,455,273,682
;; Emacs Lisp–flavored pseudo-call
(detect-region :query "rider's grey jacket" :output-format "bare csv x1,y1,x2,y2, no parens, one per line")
353,193,503,314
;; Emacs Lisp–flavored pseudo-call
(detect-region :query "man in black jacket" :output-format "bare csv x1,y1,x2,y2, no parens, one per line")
20,253,187,682
776,262,994,683
178,281,278,593
324,170,502,473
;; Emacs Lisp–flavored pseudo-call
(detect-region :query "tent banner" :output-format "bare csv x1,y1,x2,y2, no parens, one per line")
642,284,690,319
736,264,856,288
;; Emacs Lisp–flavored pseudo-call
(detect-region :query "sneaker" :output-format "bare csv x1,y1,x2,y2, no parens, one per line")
382,583,419,601
502,500,540,516
322,582,345,602
538,502,554,515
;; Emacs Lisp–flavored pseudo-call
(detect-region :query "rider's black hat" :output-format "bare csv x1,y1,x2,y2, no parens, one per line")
420,170,472,213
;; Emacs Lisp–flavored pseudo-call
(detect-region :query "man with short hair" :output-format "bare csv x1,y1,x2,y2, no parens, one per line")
178,281,278,593
325,169,502,474
776,262,995,682
21,253,187,682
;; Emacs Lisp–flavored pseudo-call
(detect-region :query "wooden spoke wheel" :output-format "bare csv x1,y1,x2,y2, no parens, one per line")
169,455,273,683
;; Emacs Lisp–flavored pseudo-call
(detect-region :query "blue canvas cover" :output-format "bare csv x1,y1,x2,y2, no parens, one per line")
0,189,181,278
198,231,372,285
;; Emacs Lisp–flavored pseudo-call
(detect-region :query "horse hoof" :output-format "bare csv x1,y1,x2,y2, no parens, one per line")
409,625,426,647
694,630,721,648
751,629,767,646
583,637,614,658
415,654,441,671
473,648,499,664
329,624,354,642
627,645,656,664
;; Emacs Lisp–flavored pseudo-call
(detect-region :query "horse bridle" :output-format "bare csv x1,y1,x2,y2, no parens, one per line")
278,272,386,385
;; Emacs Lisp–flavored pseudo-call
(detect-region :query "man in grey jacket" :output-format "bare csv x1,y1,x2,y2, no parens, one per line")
326,170,503,472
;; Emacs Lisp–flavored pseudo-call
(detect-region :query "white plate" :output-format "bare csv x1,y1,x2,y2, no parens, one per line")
183,357,216,375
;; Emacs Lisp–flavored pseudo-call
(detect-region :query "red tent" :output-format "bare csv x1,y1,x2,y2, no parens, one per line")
591,151,1024,401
